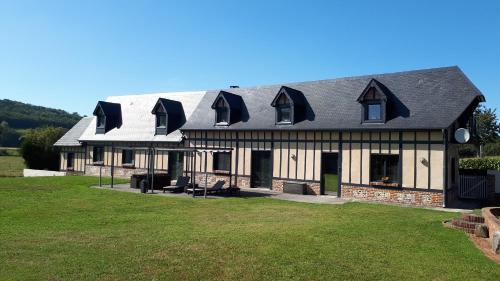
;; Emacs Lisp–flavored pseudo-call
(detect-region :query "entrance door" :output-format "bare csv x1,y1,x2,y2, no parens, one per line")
168,152,184,180
251,151,272,188
321,153,339,195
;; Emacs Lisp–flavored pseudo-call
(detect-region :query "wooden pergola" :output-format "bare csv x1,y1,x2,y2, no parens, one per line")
103,145,233,198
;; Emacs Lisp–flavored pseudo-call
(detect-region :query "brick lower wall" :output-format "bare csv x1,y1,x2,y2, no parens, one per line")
341,184,444,207
193,172,321,195
85,165,148,179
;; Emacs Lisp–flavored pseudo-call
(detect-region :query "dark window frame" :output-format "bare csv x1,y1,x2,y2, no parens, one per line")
213,152,231,172
93,146,104,164
121,149,135,166
369,154,400,185
274,92,294,125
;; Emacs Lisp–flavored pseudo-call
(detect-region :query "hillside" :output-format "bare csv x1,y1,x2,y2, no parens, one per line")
0,99,82,129
0,99,83,147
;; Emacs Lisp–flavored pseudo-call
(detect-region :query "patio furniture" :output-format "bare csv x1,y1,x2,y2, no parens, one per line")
131,173,171,190
186,180,226,195
163,176,190,193
223,186,241,196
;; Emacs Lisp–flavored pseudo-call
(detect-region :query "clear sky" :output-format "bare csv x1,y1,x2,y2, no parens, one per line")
0,0,498,116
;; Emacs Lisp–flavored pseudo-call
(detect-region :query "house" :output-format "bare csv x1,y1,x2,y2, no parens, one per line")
55,66,484,207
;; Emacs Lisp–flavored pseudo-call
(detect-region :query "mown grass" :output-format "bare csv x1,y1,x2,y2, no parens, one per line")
0,155,24,177
0,176,498,281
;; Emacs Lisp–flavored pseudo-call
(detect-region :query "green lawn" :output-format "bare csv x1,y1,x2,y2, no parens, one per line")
0,155,24,177
0,176,498,281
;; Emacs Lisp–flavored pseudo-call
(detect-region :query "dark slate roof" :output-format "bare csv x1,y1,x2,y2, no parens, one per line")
54,117,93,146
152,98,185,115
271,86,306,107
183,66,484,131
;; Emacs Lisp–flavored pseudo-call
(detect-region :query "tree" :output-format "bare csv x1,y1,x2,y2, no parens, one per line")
0,121,21,147
475,105,500,156
20,127,67,170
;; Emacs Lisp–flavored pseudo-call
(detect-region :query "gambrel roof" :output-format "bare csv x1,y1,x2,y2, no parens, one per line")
183,66,484,131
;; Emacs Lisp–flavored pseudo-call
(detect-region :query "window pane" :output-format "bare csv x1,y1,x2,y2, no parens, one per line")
157,114,167,127
216,108,228,123
122,150,134,165
367,103,381,120
278,107,291,123
93,147,104,162
97,114,105,128
214,152,231,171
370,154,399,183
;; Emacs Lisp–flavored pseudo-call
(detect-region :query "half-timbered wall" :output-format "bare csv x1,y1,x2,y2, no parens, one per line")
59,147,86,172
184,129,446,192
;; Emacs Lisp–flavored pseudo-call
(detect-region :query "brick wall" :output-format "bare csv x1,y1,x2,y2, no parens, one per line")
272,180,321,195
341,184,444,207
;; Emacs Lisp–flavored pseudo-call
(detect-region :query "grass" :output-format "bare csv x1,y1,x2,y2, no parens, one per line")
0,155,24,177
323,173,338,193
0,176,499,281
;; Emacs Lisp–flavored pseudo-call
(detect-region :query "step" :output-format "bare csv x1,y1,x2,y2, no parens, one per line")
460,214,485,223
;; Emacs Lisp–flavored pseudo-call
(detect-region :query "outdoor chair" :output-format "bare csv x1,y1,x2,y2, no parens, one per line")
162,176,190,193
186,180,226,195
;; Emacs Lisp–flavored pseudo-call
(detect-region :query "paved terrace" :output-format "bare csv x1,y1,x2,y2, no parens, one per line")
91,183,347,205
90,183,472,213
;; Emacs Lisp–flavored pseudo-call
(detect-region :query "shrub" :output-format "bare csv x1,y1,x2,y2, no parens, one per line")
459,157,500,171
20,127,66,170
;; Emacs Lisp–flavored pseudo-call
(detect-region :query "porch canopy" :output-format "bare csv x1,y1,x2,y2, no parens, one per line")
104,145,233,198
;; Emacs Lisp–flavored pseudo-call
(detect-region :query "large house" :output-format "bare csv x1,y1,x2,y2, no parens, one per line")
55,66,484,208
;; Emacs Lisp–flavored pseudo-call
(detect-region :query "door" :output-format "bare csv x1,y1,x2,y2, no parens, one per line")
168,152,184,180
321,153,339,195
251,151,272,188
66,153,74,170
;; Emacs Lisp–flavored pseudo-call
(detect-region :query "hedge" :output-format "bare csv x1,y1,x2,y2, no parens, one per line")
459,157,500,171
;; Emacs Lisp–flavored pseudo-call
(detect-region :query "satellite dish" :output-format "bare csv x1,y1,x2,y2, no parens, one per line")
454,128,470,144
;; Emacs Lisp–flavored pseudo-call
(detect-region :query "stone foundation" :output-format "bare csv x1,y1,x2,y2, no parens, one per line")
85,165,148,179
341,184,444,207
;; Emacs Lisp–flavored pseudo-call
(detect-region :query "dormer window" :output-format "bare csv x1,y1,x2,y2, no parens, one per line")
276,94,291,124
357,79,388,124
151,98,186,135
156,106,167,128
93,101,122,134
96,108,106,128
271,86,306,125
215,98,229,125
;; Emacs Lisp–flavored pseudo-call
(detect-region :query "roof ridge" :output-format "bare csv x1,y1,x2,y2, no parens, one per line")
106,90,206,99
209,66,459,92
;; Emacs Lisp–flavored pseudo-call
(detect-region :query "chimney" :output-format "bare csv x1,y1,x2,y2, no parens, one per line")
229,85,239,88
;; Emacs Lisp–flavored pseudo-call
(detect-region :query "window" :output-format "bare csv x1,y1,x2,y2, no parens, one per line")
370,154,399,184
96,109,106,128
93,146,104,163
367,103,381,120
66,153,74,170
213,152,231,172
276,94,292,123
122,149,135,166
156,106,167,128
215,99,229,124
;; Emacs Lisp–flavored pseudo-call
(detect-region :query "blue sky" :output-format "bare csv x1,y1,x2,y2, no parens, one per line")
0,0,499,116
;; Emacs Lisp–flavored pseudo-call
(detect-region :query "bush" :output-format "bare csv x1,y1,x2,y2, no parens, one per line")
459,157,500,171
483,142,500,156
20,127,66,170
